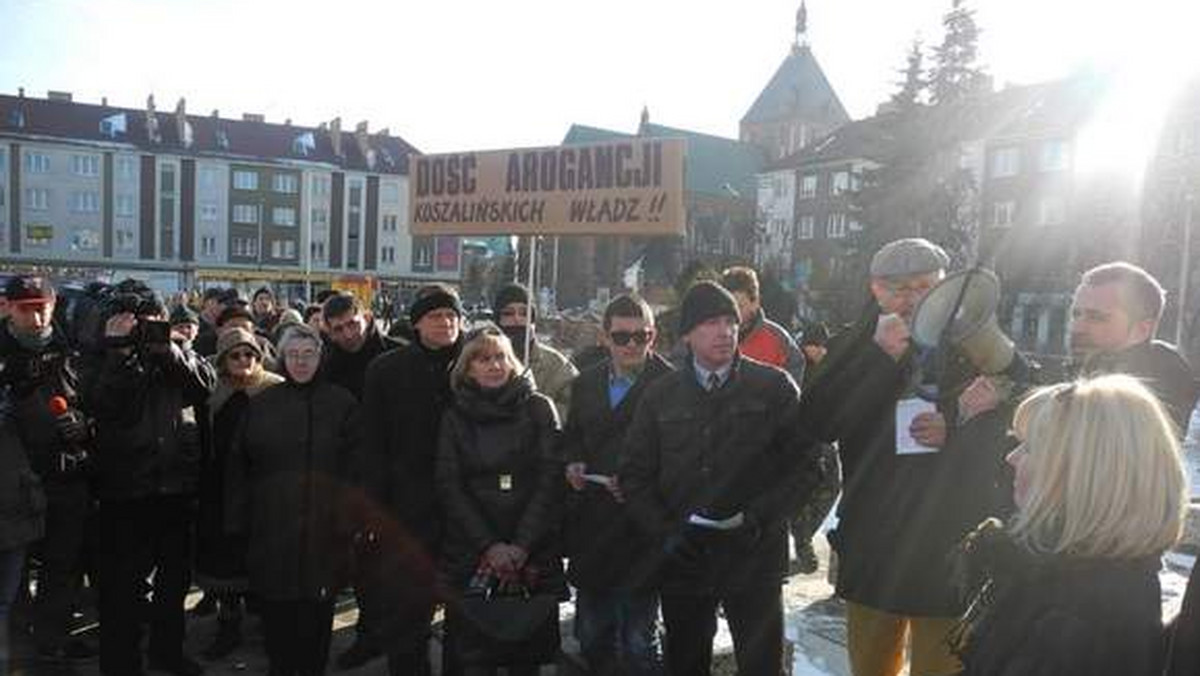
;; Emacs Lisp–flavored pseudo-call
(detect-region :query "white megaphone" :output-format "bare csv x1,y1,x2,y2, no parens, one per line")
911,268,1015,375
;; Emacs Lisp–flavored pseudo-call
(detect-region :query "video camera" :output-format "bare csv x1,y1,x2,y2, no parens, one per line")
98,280,171,350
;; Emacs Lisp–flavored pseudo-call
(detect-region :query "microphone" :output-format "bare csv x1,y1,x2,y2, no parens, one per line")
48,395,71,418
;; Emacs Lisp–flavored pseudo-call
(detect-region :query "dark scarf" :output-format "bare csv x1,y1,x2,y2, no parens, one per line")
454,371,535,422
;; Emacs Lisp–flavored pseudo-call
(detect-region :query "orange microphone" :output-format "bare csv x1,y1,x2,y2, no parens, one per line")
48,395,71,418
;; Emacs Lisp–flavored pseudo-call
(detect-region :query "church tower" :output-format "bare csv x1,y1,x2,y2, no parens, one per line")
740,2,849,159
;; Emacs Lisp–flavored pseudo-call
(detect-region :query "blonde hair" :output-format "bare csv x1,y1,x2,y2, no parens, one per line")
451,327,524,389
1010,374,1187,559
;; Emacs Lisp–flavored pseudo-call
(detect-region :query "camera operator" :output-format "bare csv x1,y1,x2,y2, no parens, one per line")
82,282,216,676
0,276,96,662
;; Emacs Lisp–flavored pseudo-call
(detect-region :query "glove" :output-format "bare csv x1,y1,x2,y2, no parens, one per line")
55,414,90,445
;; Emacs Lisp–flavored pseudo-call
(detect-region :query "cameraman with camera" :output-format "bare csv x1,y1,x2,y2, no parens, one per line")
83,281,215,676
0,276,96,662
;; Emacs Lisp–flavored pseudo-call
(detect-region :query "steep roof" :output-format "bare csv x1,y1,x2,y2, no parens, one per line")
0,93,419,174
741,45,849,126
561,122,765,198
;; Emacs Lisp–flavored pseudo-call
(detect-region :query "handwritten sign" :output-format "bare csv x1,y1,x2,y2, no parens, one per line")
409,138,686,236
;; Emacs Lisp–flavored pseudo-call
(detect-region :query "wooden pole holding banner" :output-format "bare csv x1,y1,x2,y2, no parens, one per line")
525,235,537,367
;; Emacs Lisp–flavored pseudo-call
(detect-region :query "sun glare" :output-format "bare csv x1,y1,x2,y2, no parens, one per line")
1073,1,1200,184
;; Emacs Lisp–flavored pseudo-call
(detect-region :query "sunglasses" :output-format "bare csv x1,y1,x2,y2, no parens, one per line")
610,330,652,346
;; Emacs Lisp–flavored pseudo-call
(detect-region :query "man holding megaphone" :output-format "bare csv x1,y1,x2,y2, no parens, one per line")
802,238,1030,676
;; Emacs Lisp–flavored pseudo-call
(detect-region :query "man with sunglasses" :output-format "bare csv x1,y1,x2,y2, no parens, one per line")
621,281,823,676
562,295,674,675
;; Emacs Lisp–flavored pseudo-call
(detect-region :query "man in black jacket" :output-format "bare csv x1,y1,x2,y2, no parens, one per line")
321,292,399,402
621,282,822,676
0,276,96,662
320,291,400,669
84,285,216,676
360,283,464,676
563,294,673,676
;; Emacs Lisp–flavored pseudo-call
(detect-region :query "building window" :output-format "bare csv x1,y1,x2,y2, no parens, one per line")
381,182,400,204
25,188,50,211
24,152,50,174
800,174,818,199
233,170,259,191
990,147,1020,178
199,166,221,190
71,229,99,251
826,212,847,239
200,235,217,257
380,246,396,264
116,229,135,251
200,203,220,222
1039,197,1066,226
798,215,815,239
160,165,176,194
0,186,5,208
117,156,136,180
311,175,330,197
272,207,296,227
69,191,100,213
71,154,100,177
411,236,434,272
272,174,299,194
0,147,7,171
232,204,260,224
1039,140,1070,172
114,194,135,217
992,200,1016,227
831,171,850,196
232,237,259,258
25,224,53,246
382,214,398,232
311,207,328,228
310,240,327,262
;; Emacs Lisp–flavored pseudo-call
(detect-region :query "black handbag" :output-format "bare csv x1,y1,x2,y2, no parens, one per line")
457,572,559,643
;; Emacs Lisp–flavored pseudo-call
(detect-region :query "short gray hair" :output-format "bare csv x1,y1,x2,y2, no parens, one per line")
277,323,323,355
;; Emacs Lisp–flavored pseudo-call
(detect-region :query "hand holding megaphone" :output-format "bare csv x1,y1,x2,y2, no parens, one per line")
874,313,912,361
48,395,89,445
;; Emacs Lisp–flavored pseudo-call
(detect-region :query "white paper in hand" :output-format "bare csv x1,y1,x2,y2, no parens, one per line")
896,398,938,455
688,512,746,531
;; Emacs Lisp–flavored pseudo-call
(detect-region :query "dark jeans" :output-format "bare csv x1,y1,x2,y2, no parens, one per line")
262,598,335,676
660,586,785,676
575,588,661,676
33,479,90,651
97,495,194,676
0,548,26,672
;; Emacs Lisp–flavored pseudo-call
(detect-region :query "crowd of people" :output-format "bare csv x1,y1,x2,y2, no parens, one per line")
1,237,1199,676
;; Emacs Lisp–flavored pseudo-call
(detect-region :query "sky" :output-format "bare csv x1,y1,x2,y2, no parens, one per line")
2,0,1198,155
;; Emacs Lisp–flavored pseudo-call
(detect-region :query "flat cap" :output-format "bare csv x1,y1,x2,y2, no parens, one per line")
869,238,950,278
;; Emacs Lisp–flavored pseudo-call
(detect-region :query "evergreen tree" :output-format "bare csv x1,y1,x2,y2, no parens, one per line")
890,38,927,110
929,0,988,106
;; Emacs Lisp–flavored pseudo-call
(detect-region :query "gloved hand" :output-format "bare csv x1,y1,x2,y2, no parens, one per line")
55,413,90,444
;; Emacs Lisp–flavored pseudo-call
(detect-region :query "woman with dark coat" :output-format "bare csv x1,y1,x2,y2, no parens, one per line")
226,324,360,676
436,327,564,676
195,328,283,659
954,375,1187,676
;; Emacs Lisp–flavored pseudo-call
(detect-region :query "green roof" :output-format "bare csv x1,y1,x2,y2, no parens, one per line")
561,123,765,198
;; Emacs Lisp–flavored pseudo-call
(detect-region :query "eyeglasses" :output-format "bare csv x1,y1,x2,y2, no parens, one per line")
610,330,652,347
227,349,258,362
284,349,320,363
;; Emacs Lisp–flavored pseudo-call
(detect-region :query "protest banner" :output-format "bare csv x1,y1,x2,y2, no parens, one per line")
409,138,685,236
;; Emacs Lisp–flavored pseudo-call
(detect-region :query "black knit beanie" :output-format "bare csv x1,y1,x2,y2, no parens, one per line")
678,281,739,336
409,285,465,325
492,283,536,323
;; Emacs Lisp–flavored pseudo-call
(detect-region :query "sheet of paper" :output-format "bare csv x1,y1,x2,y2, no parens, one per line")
896,398,939,455
582,473,614,487
688,512,746,531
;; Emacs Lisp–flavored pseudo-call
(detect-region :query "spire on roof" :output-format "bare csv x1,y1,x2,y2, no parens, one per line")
639,105,650,134
794,1,809,51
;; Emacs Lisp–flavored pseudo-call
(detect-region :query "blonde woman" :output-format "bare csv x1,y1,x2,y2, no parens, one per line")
955,374,1187,676
436,327,564,676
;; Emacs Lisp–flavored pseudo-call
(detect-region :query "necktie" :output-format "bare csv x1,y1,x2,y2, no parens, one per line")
707,372,721,392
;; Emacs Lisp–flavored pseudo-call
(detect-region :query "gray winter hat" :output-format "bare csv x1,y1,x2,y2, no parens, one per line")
869,238,950,278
